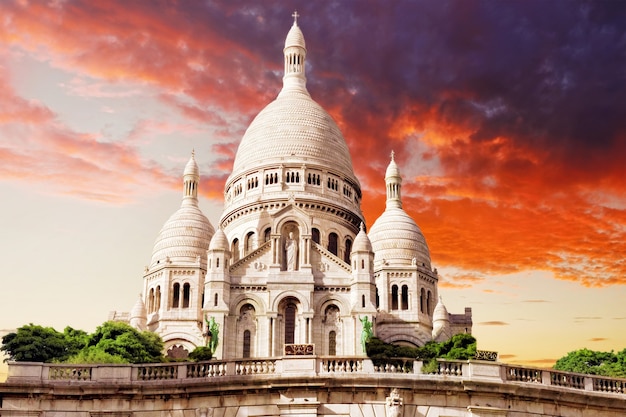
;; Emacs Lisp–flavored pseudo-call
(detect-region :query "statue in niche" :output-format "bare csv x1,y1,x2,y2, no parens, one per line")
360,316,373,353
284,232,298,271
324,305,340,324
204,314,220,354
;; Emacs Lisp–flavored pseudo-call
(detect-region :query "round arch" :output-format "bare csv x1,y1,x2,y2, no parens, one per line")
270,290,310,312
229,293,267,316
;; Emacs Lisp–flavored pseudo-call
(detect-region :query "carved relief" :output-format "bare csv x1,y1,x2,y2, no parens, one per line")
385,388,404,417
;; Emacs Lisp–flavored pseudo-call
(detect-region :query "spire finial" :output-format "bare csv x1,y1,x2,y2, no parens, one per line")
191,148,195,158
360,222,365,232
390,150,395,161
292,10,299,24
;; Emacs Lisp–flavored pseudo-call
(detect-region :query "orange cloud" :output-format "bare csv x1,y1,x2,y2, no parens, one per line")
0,68,173,203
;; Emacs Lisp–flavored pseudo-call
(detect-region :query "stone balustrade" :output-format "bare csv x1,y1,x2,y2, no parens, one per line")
5,357,626,398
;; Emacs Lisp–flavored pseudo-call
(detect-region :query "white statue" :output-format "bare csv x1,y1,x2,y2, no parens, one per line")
386,388,403,417
285,232,298,271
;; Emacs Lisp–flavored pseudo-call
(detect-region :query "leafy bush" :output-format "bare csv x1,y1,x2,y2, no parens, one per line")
365,333,477,373
188,346,213,361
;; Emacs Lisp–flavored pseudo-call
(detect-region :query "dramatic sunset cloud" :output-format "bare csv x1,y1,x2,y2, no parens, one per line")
0,0,624,368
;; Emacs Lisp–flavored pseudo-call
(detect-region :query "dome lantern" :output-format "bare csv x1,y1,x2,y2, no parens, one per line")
282,11,307,95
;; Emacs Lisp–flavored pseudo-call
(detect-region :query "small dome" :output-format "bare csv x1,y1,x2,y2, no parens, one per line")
150,205,214,268
433,297,449,322
285,21,306,49
352,223,373,253
130,295,147,320
209,228,228,251
129,294,147,331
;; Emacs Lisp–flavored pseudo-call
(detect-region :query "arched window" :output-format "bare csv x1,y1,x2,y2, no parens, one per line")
214,293,218,307
216,257,220,268
148,288,155,313
328,331,337,356
391,285,399,310
156,286,161,311
243,330,251,358
376,287,380,309
264,227,271,243
183,283,191,308
361,294,366,308
427,291,432,314
245,231,254,254
401,285,409,310
420,288,425,313
172,283,180,308
344,238,352,263
312,228,320,244
328,233,338,256
285,303,297,344
232,238,239,262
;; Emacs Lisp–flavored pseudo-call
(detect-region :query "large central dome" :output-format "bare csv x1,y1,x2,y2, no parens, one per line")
228,19,358,189
231,90,356,180
222,19,362,225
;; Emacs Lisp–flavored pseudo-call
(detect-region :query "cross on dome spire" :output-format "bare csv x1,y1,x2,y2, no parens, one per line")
292,10,299,24
390,150,395,161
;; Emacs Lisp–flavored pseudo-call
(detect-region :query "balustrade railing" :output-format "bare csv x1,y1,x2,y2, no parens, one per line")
187,361,227,378
424,360,464,376
593,376,625,394
234,359,277,375
320,357,363,373
137,364,177,381
372,358,414,373
48,366,92,381
6,358,626,398
505,365,542,383
550,370,586,389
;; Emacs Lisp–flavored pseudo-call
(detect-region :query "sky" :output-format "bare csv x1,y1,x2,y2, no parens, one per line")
0,0,625,379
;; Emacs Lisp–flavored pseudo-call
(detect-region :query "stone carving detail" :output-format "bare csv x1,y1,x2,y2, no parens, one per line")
284,343,314,355
386,388,404,417
318,262,329,272
475,350,499,361
254,261,267,271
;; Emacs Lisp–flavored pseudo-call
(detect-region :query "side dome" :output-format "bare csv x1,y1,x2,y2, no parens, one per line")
150,153,215,268
369,152,431,269
369,208,431,268
150,206,214,267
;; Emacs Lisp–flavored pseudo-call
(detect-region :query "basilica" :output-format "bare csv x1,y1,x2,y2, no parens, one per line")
112,16,472,360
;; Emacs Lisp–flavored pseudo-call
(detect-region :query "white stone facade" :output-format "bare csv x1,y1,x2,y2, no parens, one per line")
113,17,471,360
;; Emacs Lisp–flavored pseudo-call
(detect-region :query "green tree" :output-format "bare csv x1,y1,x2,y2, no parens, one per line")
441,333,477,360
84,321,163,363
1,324,70,363
64,346,129,364
553,348,625,377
